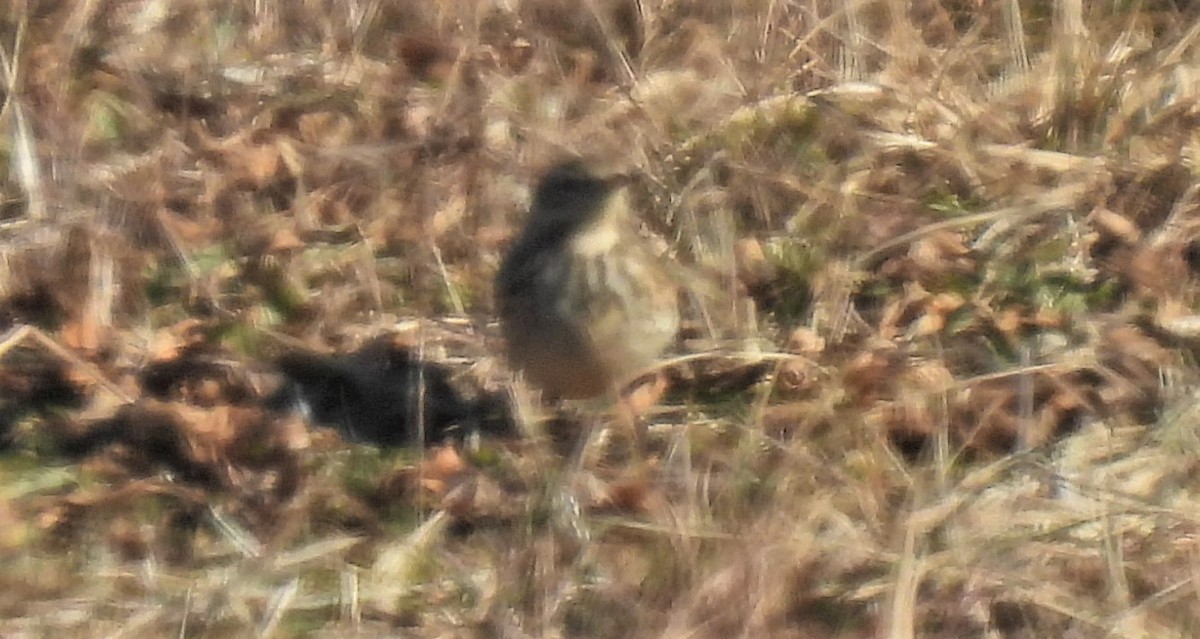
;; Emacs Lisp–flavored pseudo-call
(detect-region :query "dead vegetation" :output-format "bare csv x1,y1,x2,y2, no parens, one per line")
4,0,1200,636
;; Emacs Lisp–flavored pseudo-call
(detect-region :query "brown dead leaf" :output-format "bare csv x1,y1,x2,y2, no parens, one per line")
178,404,238,466
909,310,946,337
1104,324,1172,365
156,208,222,247
877,296,908,341
735,237,777,295
296,111,356,147
776,357,817,396
1026,389,1087,447
994,307,1023,338
1030,306,1066,329
842,341,902,404
910,292,967,337
1089,207,1141,244
197,128,287,189
956,383,1020,453
234,142,284,188
785,327,825,354
193,378,224,405
878,282,930,339
928,292,965,315
149,320,207,362
908,230,974,282
61,361,100,396
268,227,304,253
426,445,468,481
624,370,670,414
592,466,658,513
1128,241,1189,295
901,360,956,396
60,315,102,353
420,476,448,497
419,446,470,499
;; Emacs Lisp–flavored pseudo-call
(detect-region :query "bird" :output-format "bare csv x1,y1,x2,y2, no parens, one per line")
496,160,680,406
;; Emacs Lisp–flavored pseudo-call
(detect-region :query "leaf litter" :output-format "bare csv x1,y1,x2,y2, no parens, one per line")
5,1,1200,637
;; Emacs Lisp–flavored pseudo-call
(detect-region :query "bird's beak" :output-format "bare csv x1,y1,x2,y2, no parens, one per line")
605,172,634,189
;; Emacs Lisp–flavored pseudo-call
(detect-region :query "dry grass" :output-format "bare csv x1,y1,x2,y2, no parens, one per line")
4,0,1200,637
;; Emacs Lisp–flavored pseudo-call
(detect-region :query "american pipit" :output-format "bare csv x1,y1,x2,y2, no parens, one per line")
496,160,679,407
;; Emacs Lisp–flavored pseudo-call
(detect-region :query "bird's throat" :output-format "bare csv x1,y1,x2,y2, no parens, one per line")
570,222,621,256
568,191,627,256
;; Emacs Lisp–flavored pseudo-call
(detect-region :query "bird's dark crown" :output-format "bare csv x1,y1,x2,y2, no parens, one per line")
533,160,625,213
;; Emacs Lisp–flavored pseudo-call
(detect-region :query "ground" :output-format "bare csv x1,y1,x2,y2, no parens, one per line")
3,1,1200,637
